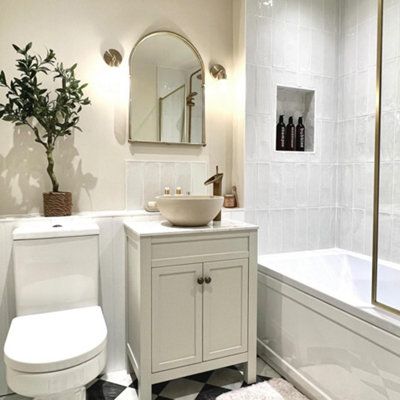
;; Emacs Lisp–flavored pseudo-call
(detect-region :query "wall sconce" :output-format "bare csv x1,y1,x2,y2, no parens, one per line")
209,64,227,80
103,49,123,67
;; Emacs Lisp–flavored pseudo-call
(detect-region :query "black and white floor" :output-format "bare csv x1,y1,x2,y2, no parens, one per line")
0,358,281,400
88,357,281,400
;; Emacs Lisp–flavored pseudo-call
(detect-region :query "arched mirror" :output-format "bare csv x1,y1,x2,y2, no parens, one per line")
129,31,205,146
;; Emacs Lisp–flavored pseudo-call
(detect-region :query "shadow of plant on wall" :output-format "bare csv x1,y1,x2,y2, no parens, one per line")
0,126,45,215
0,124,97,215
54,134,98,213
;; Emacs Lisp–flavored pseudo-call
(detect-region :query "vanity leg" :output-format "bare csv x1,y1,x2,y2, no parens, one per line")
245,230,258,385
138,377,152,400
244,357,257,385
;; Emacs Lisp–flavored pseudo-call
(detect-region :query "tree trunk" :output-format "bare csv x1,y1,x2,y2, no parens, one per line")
46,147,59,192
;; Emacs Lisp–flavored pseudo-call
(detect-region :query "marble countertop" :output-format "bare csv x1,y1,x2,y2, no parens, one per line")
0,208,245,223
124,219,258,237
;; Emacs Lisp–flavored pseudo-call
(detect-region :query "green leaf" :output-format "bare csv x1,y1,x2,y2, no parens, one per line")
12,44,22,53
2,115,16,121
0,71,6,86
1,43,90,143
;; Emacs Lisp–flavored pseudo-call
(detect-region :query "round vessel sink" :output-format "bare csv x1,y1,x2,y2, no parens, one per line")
155,195,224,227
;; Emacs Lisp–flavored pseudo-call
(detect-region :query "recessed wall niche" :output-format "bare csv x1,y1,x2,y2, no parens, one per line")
276,86,315,152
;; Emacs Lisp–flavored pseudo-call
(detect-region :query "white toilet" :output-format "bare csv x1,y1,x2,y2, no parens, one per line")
3,220,107,400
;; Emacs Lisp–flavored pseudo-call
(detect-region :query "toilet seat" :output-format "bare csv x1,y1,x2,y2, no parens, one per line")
4,306,107,373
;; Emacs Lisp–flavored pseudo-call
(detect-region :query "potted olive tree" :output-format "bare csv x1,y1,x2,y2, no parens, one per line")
0,43,90,216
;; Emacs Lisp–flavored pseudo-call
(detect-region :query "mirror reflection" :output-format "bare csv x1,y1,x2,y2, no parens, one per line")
129,32,205,145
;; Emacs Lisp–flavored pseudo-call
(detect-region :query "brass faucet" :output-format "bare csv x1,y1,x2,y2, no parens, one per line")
204,166,224,221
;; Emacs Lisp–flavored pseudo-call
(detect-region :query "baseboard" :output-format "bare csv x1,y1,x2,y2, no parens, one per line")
257,339,333,400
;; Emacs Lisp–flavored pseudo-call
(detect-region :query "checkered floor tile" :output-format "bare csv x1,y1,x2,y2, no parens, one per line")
87,357,281,400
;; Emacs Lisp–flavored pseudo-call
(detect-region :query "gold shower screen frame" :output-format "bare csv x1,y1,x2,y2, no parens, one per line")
371,0,400,315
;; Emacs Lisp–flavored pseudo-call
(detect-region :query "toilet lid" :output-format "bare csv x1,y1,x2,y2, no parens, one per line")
4,306,107,373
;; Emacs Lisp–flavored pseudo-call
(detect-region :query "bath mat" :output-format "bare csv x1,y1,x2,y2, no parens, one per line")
217,379,309,400
217,382,283,400
269,379,309,400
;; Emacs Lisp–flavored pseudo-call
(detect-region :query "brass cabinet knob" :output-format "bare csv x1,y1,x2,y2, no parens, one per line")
197,277,204,285
205,276,212,284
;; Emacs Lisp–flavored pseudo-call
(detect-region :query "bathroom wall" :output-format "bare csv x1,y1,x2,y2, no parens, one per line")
245,0,339,254
335,0,377,257
335,0,400,264
232,0,247,208
0,0,237,216
380,0,400,264
245,0,399,261
126,160,208,209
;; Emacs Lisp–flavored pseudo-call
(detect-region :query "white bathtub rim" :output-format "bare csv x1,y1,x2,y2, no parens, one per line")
259,247,366,263
259,247,400,274
258,250,400,339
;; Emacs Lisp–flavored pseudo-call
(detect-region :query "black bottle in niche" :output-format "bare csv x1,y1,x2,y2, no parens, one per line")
286,116,296,151
276,115,286,151
296,117,305,151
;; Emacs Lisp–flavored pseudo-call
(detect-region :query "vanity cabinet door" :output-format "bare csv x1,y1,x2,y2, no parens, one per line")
152,263,203,372
203,259,248,361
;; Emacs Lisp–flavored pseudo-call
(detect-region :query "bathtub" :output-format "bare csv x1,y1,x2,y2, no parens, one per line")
257,248,400,400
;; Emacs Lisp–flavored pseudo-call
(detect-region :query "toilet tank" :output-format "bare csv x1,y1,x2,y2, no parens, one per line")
12,220,100,316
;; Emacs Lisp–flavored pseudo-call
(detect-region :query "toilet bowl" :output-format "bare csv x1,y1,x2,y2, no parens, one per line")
4,220,107,400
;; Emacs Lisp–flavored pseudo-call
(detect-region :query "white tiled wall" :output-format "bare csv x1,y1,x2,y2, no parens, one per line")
126,160,208,210
354,0,400,264
245,0,339,254
246,0,399,263
336,0,400,264
376,0,400,264
335,0,377,257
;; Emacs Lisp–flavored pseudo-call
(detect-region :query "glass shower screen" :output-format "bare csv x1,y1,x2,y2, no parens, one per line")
373,0,400,315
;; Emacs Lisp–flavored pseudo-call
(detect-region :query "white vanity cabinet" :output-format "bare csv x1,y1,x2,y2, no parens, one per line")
125,220,258,400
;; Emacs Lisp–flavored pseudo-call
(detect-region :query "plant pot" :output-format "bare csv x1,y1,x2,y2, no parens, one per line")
43,192,72,217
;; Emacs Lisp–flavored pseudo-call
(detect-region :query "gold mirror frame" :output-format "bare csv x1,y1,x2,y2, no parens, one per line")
128,31,206,146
